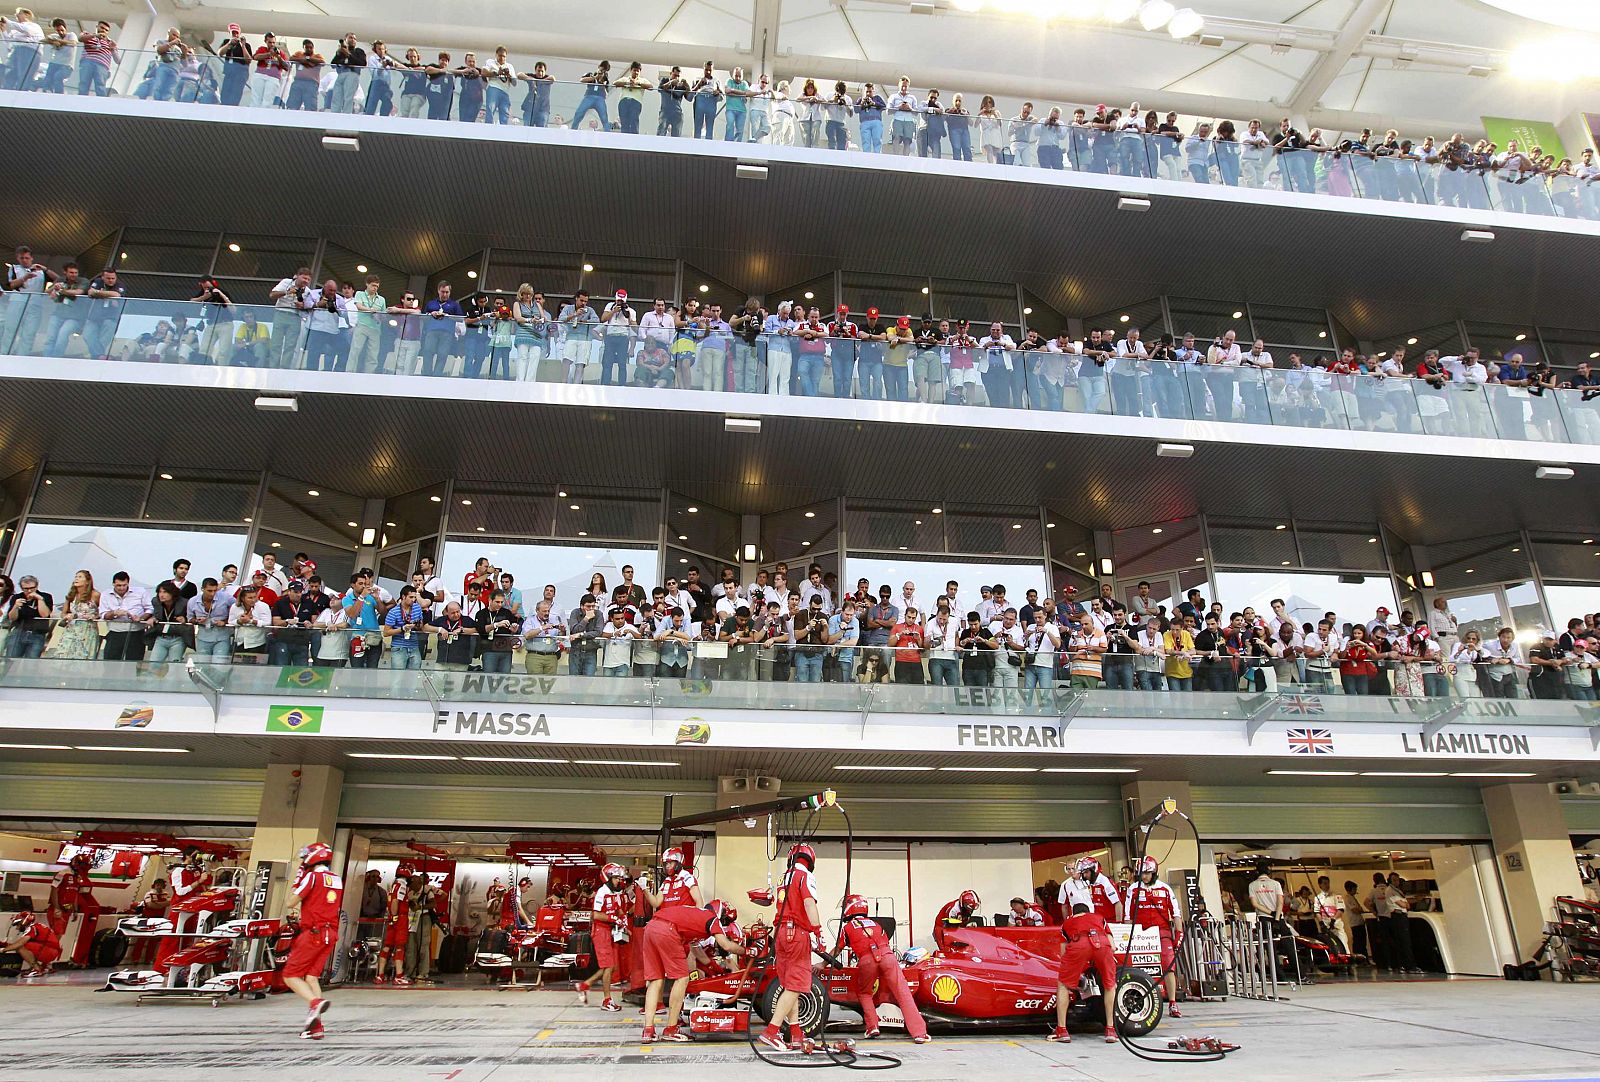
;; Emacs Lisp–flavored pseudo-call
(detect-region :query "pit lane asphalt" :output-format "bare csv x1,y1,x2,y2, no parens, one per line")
3,971,1597,1081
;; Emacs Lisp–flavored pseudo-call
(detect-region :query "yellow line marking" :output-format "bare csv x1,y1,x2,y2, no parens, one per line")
535,1029,555,1040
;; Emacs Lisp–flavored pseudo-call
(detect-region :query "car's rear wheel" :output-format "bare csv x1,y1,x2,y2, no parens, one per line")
1112,967,1163,1037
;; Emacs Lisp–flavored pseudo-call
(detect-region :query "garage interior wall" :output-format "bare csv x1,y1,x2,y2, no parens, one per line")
1191,784,1492,839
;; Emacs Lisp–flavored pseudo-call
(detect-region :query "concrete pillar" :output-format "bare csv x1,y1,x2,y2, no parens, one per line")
110,11,156,97
245,763,345,871
1481,783,1584,959
1120,780,1222,920
709,777,782,905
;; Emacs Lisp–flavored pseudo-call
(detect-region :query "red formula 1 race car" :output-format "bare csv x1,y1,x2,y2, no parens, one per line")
678,920,1165,1039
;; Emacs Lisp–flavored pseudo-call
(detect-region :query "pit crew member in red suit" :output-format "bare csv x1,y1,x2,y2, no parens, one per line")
639,900,749,1043
4,909,62,977
374,872,410,985
1059,856,1121,923
283,841,344,1041
932,889,980,950
48,852,102,966
758,843,824,1053
576,862,631,1011
154,849,210,970
1049,903,1119,1044
1125,855,1181,1017
836,894,929,1043
643,847,702,911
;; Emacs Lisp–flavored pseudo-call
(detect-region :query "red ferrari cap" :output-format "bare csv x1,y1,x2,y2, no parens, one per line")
867,306,880,319
837,304,849,315
898,316,911,329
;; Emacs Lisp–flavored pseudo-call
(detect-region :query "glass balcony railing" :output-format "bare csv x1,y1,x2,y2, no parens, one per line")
0,644,1594,726
4,289,1598,446
6,50,1599,226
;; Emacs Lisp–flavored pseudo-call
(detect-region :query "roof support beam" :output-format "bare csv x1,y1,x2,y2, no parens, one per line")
750,0,784,75
1285,0,1391,116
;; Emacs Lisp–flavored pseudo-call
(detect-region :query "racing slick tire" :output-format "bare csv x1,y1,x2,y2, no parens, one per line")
755,974,831,1037
90,928,128,968
1111,966,1164,1038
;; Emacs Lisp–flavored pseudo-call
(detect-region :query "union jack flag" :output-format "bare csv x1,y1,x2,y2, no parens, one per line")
1279,694,1326,716
1286,727,1335,755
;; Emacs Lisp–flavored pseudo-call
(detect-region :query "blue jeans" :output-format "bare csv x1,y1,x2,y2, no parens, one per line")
4,630,45,658
459,85,483,122
39,61,69,93
794,652,823,682
148,636,188,663
1103,658,1135,690
571,91,608,130
1215,144,1240,185
481,651,513,673
831,346,856,398
268,638,311,666
6,43,40,90
860,117,883,153
724,109,746,140
618,96,641,133
193,634,232,661
857,355,883,400
76,60,110,96
604,664,630,677
421,330,455,376
388,648,422,670
285,78,319,111
364,75,394,115
693,97,717,138
1136,671,1166,690
485,86,511,124
826,120,847,151
929,658,958,686
150,62,179,101
1167,675,1192,691
220,62,249,106
1024,665,1054,690
1080,373,1107,413
571,652,597,676
330,70,360,112
797,353,824,397
948,122,972,161
1026,363,1056,411
601,334,630,385
884,363,908,401
462,332,490,379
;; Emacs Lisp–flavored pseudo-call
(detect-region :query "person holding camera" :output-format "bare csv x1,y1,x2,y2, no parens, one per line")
268,266,313,369
599,289,638,386
572,59,611,130
302,277,348,372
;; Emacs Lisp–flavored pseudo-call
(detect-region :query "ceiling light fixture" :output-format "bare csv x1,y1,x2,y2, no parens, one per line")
75,744,191,754
1266,769,1357,776
1138,0,1175,30
1040,766,1140,773
356,264,368,273
1167,6,1204,35
461,756,571,764
573,759,679,767
347,752,459,760
834,765,935,772
582,263,594,273
938,765,1040,773
227,242,241,253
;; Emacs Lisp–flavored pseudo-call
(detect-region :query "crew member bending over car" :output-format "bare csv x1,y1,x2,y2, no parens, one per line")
640,901,750,1044
1124,856,1181,1017
282,841,343,1041
1049,903,1118,1045
1009,896,1048,926
933,890,981,949
759,843,825,1053
5,908,62,978
1060,856,1121,923
835,894,930,1043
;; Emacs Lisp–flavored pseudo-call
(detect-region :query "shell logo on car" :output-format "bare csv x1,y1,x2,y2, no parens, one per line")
929,973,962,1004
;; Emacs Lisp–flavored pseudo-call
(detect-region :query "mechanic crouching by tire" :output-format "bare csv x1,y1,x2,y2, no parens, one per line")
1049,903,1118,1045
758,843,825,1053
836,894,930,1044
640,900,750,1044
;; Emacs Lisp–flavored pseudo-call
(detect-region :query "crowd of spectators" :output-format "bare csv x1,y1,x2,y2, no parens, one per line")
3,13,1598,217
3,556,1597,703
5,252,1598,439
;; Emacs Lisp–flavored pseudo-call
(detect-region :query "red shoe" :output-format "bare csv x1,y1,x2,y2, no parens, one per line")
1104,1027,1118,1044
392,976,413,987
863,1028,881,1039
912,1035,931,1044
755,1031,789,1052
304,997,330,1032
575,981,589,1005
1168,1003,1183,1018
1046,1026,1071,1043
641,1027,657,1043
658,1026,692,1043
601,999,622,1013
371,974,387,985
300,1020,325,1041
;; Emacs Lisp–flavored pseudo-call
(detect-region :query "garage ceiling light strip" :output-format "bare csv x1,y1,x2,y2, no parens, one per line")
834,765,936,772
938,766,1039,773
1359,771,1450,777
73,745,190,754
572,759,680,767
0,742,73,751
347,752,460,761
1040,767,1140,774
460,756,572,764
1265,769,1358,776
1449,771,1537,778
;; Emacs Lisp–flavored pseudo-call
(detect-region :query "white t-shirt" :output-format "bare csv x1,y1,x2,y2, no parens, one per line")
1249,875,1285,917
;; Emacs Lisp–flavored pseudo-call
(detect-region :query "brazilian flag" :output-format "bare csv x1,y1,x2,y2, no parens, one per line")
267,704,324,734
276,667,333,690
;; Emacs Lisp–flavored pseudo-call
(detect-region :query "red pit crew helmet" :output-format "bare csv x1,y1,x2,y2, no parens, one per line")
1075,856,1101,880
601,862,627,882
298,841,334,868
789,843,816,870
842,894,870,919
1136,855,1159,879
960,889,981,911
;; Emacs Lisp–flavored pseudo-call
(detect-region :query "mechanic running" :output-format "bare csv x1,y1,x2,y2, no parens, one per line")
1049,903,1119,1045
282,841,343,1041
640,901,750,1043
835,894,930,1043
576,862,632,1012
